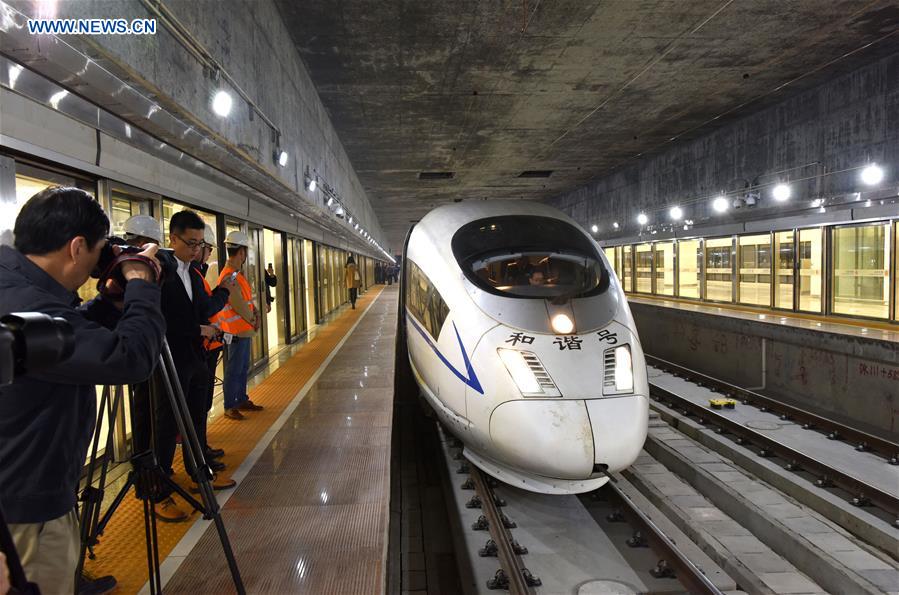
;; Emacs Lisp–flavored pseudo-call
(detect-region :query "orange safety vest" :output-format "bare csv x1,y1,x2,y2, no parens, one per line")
194,268,226,351
216,265,256,335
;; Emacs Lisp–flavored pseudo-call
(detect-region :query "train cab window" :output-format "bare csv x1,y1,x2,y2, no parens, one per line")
832,222,891,319
452,216,609,299
622,245,634,292
654,242,675,296
635,243,653,293
738,234,772,307
798,228,823,313
704,237,734,302
677,239,701,299
774,231,795,309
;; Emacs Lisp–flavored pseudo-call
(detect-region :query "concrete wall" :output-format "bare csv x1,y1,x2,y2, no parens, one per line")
547,50,899,240
632,303,899,437
7,0,384,245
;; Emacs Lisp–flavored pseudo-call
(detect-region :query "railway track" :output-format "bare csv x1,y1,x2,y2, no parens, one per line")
645,356,899,525
463,460,726,594
646,355,899,463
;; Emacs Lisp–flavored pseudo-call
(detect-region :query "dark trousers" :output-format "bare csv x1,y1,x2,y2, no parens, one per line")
349,287,358,308
201,348,222,450
131,368,177,502
156,348,208,481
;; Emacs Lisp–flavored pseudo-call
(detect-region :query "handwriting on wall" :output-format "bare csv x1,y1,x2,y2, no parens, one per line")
857,362,899,382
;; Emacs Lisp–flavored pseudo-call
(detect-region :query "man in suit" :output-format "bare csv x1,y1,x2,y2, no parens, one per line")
158,211,236,494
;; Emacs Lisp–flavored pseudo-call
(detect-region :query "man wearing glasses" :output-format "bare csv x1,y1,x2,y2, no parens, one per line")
159,211,237,498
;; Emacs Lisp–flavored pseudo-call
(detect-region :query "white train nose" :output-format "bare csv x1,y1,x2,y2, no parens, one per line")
585,395,649,472
489,399,595,479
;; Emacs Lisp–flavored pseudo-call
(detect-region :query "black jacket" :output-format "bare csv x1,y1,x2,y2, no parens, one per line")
0,245,165,523
159,258,229,371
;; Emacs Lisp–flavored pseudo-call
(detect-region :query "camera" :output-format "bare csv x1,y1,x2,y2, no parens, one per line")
0,312,74,385
91,237,174,299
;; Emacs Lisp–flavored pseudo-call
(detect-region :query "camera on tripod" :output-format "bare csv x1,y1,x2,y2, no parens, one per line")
1,312,75,595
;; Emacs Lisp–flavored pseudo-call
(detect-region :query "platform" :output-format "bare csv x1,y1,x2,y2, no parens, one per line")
82,285,396,594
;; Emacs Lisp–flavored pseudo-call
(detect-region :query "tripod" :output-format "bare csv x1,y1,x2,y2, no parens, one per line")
77,339,244,594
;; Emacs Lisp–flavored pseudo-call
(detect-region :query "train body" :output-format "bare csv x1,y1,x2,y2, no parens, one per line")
402,201,648,494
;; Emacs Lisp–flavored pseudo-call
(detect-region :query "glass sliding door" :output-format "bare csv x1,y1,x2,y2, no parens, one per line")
832,222,890,319
797,228,823,313
774,231,795,310
635,243,653,293
654,242,675,296
738,233,772,307
677,239,701,299
704,237,734,302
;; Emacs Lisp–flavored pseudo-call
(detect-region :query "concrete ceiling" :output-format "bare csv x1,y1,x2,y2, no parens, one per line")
274,0,899,251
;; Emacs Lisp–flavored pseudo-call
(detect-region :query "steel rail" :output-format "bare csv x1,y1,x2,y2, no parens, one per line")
469,467,536,595
649,382,899,521
646,355,899,463
604,480,725,595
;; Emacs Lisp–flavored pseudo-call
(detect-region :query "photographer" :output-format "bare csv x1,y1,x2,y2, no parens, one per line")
0,187,164,594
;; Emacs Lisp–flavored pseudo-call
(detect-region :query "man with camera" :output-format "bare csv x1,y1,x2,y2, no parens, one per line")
159,211,236,493
0,187,165,594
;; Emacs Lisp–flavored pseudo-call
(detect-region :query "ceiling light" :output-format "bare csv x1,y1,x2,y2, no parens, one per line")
212,90,233,116
772,183,791,201
712,196,728,213
275,150,288,167
669,206,683,220
305,174,317,192
612,222,619,229
326,196,333,207
591,224,598,233
636,213,648,225
811,198,822,208
8,64,23,89
860,163,884,186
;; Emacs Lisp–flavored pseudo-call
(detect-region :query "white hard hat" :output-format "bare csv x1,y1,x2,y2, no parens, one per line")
225,230,250,248
203,224,216,246
123,215,162,243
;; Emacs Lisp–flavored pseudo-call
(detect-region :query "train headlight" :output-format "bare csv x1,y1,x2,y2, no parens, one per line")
603,344,634,394
497,349,560,397
550,313,574,334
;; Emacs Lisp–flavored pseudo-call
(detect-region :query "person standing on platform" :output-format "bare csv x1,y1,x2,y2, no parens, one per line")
160,211,235,493
193,224,228,469
345,255,361,309
0,188,164,594
218,231,264,420
264,263,277,313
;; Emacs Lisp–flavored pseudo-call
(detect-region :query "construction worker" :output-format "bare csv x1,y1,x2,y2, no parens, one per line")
218,231,264,420
193,224,228,468
123,214,163,245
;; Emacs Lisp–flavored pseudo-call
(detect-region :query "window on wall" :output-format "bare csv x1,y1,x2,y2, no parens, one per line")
622,245,633,292
603,247,618,279
704,237,733,302
832,222,891,319
738,234,772,307
798,228,823,313
654,242,675,296
677,239,701,299
635,243,653,293
774,231,795,309
11,164,97,303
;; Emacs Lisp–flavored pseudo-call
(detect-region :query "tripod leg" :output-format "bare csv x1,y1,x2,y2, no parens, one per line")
76,384,112,588
157,341,245,594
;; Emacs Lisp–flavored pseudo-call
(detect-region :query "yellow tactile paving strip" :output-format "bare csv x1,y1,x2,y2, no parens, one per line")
83,286,385,594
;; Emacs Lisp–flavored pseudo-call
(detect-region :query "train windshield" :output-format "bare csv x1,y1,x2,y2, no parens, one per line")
451,215,609,299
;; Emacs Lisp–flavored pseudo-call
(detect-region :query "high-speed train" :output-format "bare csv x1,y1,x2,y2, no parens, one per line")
400,200,648,495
